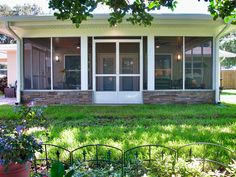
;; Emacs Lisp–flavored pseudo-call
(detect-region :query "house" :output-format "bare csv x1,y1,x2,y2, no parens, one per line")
0,14,235,104
0,44,17,87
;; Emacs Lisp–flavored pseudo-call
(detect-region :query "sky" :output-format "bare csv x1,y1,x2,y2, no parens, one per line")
0,0,210,14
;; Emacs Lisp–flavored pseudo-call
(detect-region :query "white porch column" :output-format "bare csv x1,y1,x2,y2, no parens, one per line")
16,39,22,103
81,36,88,90
215,37,220,103
147,35,155,90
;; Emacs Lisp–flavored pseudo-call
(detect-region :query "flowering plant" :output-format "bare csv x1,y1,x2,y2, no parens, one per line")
0,125,43,166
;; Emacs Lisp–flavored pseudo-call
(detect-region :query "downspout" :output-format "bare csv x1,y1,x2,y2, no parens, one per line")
4,21,21,104
215,18,236,104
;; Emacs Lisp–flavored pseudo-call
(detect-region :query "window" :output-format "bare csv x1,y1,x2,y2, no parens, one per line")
53,37,81,90
185,37,213,89
64,55,81,89
0,63,7,77
23,38,51,90
155,37,183,90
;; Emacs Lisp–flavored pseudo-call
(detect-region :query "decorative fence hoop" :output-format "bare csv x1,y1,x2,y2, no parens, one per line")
33,142,235,176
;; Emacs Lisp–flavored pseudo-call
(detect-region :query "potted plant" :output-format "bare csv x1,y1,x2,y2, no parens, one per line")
0,125,43,177
0,105,46,177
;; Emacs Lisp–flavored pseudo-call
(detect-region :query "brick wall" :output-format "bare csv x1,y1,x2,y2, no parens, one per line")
21,90,215,105
143,91,215,104
21,91,93,105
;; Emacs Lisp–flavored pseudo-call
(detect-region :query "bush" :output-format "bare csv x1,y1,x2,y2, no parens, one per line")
0,76,7,93
37,158,236,177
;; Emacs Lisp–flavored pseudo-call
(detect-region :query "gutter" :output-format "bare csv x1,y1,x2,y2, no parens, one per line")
4,21,21,104
215,18,236,104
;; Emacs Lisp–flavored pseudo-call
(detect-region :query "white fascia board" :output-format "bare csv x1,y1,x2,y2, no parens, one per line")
0,14,224,28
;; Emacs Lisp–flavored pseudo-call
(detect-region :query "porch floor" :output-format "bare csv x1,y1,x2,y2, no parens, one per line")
0,96,16,105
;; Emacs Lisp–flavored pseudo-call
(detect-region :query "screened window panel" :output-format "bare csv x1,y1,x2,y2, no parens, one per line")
185,37,213,89
23,38,51,90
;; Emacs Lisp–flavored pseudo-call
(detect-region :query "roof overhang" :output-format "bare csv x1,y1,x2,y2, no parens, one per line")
0,14,226,30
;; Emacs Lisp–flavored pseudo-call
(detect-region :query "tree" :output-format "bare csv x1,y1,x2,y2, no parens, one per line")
49,0,236,27
0,4,43,44
220,32,236,68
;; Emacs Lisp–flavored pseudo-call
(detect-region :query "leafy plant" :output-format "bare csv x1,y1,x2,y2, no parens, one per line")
0,76,7,93
13,104,48,129
51,161,65,177
49,0,236,27
0,125,43,166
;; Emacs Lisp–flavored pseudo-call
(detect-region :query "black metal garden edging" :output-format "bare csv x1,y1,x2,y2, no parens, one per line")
33,142,235,176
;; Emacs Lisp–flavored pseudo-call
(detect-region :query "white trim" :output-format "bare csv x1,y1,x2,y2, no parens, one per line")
96,74,117,77
30,45,33,89
23,89,86,92
183,36,185,90
20,39,24,91
212,37,216,91
116,42,119,93
215,37,220,103
92,37,96,92
147,35,155,91
81,36,88,90
146,89,214,92
16,39,21,102
93,39,142,103
140,37,143,94
0,14,217,22
50,37,53,90
94,39,142,43
22,89,214,92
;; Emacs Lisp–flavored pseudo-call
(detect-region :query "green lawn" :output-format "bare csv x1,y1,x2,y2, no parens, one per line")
221,89,236,95
1,104,235,152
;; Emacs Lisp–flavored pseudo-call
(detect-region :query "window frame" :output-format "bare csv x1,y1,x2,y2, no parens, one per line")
154,36,214,91
23,37,82,91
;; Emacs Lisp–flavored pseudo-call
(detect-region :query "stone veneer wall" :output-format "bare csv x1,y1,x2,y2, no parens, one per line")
143,91,215,104
21,91,93,105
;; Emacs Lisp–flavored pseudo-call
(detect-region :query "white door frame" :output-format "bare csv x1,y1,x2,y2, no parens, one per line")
93,39,143,104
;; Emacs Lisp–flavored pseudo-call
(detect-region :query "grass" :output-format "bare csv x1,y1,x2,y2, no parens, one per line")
221,89,236,95
1,104,235,152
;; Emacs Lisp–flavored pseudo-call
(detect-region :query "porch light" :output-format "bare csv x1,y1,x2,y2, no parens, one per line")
76,46,80,49
177,54,181,61
55,55,60,62
156,45,160,49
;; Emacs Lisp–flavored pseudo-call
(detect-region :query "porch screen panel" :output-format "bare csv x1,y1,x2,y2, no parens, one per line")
23,38,51,90
96,43,116,91
155,37,183,90
53,37,81,90
185,37,212,89
119,42,140,91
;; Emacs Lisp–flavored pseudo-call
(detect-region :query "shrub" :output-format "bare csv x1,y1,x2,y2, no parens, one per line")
0,76,7,93
0,125,43,166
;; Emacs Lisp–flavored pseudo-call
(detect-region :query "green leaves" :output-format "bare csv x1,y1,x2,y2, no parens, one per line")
208,0,236,24
49,0,177,27
49,0,99,27
50,161,65,177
